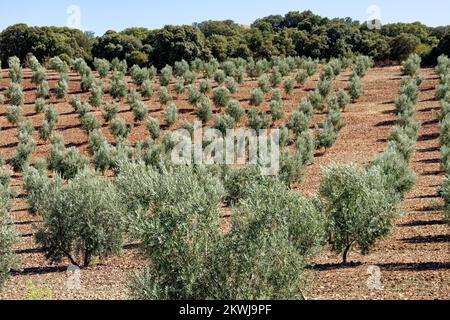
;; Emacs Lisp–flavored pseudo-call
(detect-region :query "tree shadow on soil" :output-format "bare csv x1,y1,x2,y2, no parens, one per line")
399,220,445,227
402,234,450,244
12,266,67,276
376,261,450,272
306,261,362,271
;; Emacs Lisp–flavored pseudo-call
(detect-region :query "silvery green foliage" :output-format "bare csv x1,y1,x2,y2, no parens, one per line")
249,88,264,107
187,85,202,106
288,111,309,135
141,79,154,98
80,112,101,133
214,69,226,85
160,65,173,86
225,76,238,94
284,77,295,96
92,142,116,173
31,66,47,85
370,147,416,199
300,98,314,119
248,108,270,130
6,105,23,125
87,129,108,156
130,65,150,85
309,89,324,112
146,117,161,140
214,114,236,134
222,60,236,77
77,101,92,117
316,119,338,152
348,72,363,102
88,81,103,107
81,72,94,92
353,56,373,78
295,71,308,85
234,66,245,85
439,177,450,225
11,126,36,172
278,150,307,186
318,78,332,97
320,163,399,263
326,98,345,131
93,58,110,78
27,55,41,71
103,101,119,122
258,74,271,93
135,141,165,169
8,56,22,84
336,89,351,111
6,82,24,106
0,174,17,287
164,103,178,127
296,130,315,166
195,96,213,123
114,160,161,218
304,59,317,77
39,105,58,141
129,165,226,300
182,70,196,85
55,77,69,99
37,80,51,99
131,99,148,123
226,100,245,122
190,58,204,74
387,127,416,162
247,58,267,79
174,60,190,77
174,77,185,95
111,58,128,73
110,71,128,99
34,170,125,267
329,59,342,77
321,64,335,82
110,117,131,142
270,67,282,87
271,89,282,103
23,167,51,216
159,86,172,105
48,57,68,74
402,54,421,77
47,141,89,180
199,79,212,94
194,179,324,299
73,58,91,76
279,125,291,148
213,86,231,108
400,78,420,105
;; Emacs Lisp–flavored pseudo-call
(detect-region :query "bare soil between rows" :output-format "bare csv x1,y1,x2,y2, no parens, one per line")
0,66,448,300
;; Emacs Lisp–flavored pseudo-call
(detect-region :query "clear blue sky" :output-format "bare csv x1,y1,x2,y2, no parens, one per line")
0,0,447,35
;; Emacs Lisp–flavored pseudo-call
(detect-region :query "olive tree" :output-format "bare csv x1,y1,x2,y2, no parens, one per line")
320,163,399,263
0,176,17,286
34,170,125,267
213,87,231,108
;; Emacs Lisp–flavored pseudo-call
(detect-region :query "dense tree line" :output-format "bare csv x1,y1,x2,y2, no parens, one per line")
1,11,449,68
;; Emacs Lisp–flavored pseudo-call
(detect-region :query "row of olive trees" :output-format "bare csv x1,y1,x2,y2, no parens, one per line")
0,162,17,287
435,55,450,225
321,54,420,264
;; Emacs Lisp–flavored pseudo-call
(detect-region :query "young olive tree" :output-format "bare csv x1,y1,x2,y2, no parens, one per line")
213,87,231,108
34,170,125,267
0,176,17,287
320,163,399,263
